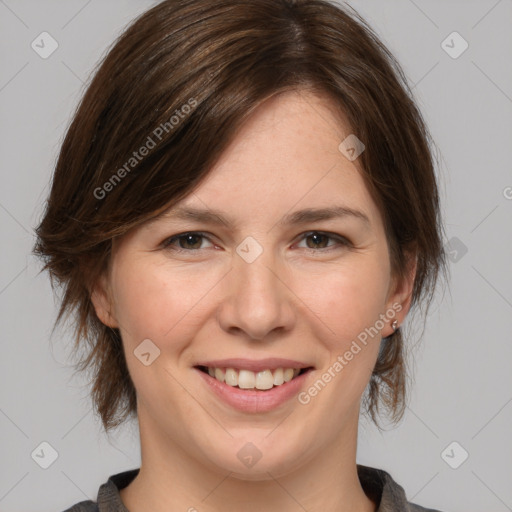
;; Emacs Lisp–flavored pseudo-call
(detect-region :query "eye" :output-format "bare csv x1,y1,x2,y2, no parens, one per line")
161,231,215,251
295,231,351,251
160,230,350,254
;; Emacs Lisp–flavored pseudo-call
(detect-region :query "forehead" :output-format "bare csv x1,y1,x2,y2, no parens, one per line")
163,91,381,228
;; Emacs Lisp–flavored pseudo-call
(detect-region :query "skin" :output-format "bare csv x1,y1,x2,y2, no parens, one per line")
92,90,416,512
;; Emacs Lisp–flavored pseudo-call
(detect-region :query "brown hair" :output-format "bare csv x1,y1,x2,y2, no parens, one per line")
33,0,446,432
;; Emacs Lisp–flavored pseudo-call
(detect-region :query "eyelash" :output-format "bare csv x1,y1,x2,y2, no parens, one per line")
161,231,351,254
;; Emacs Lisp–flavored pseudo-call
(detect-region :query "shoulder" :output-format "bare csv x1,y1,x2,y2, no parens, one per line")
60,468,139,512
409,504,444,512
357,464,445,512
61,501,98,512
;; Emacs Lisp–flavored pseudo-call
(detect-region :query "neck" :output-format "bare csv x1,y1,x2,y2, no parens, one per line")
120,409,376,512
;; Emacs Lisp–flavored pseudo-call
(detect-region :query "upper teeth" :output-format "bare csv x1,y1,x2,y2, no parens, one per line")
207,367,301,390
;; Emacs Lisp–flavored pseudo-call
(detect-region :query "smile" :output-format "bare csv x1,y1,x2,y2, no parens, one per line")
197,366,308,390
194,358,314,412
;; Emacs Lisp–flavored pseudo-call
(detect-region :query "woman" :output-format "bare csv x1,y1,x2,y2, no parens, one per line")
34,0,447,510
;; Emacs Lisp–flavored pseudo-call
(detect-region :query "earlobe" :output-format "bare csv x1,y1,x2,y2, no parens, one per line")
90,274,118,328
384,252,417,337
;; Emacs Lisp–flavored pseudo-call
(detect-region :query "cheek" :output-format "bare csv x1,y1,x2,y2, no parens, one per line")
293,254,391,401
110,258,222,349
296,256,391,347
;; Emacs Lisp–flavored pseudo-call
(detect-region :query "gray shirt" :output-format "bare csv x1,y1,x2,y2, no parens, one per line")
62,464,444,512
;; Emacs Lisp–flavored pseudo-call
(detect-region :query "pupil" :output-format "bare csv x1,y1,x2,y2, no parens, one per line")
182,234,201,249
308,233,326,249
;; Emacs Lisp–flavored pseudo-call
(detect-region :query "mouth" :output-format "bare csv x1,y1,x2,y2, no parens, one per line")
194,358,315,412
195,365,313,391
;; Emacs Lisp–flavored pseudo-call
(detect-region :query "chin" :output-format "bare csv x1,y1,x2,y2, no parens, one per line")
199,434,309,480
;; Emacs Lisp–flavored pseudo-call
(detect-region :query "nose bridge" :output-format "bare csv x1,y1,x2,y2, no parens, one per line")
217,240,295,340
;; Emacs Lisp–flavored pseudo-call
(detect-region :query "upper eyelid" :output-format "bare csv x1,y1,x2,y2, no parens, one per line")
161,231,215,248
295,232,352,249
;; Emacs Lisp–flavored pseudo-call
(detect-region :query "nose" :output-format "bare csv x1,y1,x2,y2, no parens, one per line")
216,246,296,341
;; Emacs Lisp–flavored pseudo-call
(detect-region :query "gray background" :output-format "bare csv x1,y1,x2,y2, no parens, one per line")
1,1,511,511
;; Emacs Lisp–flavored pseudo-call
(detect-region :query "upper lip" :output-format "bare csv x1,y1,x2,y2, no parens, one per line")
195,358,313,373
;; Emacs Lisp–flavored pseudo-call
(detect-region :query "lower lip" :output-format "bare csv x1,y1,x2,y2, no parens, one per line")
195,368,312,413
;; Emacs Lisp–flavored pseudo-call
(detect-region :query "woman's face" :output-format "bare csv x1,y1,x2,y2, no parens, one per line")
93,90,413,479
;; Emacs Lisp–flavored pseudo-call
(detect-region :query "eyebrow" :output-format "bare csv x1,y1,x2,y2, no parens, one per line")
156,205,370,229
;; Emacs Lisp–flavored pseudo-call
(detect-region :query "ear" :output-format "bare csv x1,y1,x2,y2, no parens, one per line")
382,251,417,338
90,272,118,329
